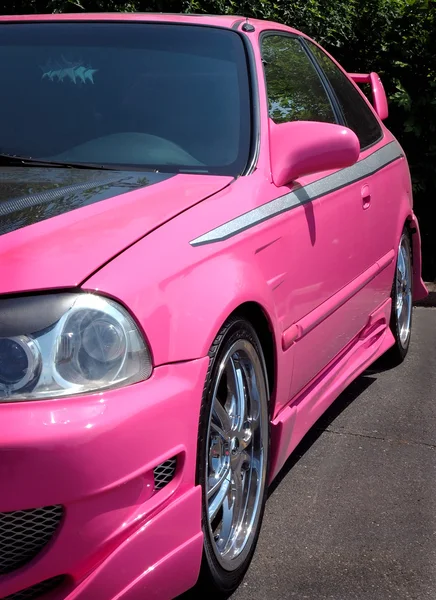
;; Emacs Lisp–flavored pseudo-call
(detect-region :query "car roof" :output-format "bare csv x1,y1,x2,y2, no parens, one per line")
0,12,301,35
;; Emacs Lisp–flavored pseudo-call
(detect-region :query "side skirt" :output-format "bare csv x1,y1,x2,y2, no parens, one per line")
269,298,395,483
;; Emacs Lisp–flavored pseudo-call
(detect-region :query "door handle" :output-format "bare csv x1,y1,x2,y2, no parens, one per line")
361,184,371,209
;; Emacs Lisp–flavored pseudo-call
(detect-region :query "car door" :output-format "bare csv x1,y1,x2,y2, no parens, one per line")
305,39,400,308
261,33,380,399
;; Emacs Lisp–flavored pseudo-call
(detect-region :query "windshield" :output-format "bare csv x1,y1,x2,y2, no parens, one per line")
0,22,252,175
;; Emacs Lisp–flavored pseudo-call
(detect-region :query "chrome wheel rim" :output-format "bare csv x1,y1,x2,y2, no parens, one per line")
396,236,412,348
206,339,268,571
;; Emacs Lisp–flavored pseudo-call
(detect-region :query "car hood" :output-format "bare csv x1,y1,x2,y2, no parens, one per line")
0,166,232,295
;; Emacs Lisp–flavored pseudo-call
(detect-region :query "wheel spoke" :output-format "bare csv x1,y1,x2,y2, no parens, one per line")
212,398,232,439
402,289,411,326
220,468,244,554
397,292,403,315
208,474,231,522
226,356,246,432
398,250,406,280
208,465,231,500
210,420,230,442
238,425,253,451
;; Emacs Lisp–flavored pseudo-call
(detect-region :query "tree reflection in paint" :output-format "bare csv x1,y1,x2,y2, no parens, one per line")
0,167,156,236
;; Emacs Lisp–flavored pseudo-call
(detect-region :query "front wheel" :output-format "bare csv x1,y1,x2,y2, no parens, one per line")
196,317,270,597
385,230,413,366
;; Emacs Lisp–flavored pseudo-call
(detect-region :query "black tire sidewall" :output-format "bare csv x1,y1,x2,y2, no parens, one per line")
196,317,270,596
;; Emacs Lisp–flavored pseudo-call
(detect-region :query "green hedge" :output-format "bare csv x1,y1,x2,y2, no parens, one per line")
3,0,435,280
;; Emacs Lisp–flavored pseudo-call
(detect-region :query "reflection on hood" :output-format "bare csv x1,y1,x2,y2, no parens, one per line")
0,167,174,236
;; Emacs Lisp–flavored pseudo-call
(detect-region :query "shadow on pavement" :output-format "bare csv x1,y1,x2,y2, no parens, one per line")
268,373,377,497
414,289,436,307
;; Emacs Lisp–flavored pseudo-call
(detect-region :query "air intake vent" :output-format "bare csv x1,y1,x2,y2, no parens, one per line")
153,458,177,491
0,506,63,575
1,575,66,600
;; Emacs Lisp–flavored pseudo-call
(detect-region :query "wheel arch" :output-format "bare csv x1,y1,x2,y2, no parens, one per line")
405,212,428,301
230,301,277,404
85,226,285,400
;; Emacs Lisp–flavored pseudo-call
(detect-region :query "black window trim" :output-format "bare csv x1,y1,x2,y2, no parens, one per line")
301,37,384,152
299,37,345,125
259,29,342,127
0,19,259,177
240,27,261,176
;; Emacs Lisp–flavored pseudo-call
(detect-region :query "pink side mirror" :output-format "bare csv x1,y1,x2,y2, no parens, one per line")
269,120,360,188
349,72,389,121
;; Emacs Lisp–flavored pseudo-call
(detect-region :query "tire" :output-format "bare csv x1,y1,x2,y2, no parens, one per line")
384,229,413,367
195,316,270,597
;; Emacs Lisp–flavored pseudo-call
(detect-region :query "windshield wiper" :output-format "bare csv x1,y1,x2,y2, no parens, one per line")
0,153,117,171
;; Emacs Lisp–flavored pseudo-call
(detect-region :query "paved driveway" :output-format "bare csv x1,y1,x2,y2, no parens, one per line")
231,307,436,600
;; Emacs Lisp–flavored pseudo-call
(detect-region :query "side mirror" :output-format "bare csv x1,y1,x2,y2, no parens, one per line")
349,72,389,121
270,120,360,188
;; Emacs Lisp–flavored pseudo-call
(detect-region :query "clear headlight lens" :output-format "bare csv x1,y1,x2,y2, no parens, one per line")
0,294,152,402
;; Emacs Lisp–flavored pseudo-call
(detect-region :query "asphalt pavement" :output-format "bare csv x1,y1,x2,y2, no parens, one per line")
230,307,436,600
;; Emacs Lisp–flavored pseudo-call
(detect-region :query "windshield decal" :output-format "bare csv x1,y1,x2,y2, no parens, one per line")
40,57,98,84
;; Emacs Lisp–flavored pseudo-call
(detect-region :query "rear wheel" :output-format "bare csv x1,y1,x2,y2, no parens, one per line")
196,317,270,597
385,230,413,366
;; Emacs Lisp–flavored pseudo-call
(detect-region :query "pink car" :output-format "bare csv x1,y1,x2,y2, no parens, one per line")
0,12,428,600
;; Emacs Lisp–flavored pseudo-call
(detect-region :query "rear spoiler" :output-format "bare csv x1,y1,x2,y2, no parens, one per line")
348,72,388,121
349,73,372,84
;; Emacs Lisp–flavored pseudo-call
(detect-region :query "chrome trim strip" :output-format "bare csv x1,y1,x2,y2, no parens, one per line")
190,141,403,247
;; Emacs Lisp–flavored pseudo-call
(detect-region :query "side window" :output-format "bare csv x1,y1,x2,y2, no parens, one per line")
307,41,383,150
261,35,337,125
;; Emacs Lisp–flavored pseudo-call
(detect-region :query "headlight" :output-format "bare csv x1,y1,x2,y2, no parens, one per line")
0,293,152,402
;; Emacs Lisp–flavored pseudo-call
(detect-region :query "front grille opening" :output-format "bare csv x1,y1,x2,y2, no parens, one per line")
0,506,63,575
1,575,66,600
153,457,177,491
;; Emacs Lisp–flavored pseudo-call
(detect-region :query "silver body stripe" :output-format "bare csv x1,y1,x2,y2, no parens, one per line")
190,141,403,247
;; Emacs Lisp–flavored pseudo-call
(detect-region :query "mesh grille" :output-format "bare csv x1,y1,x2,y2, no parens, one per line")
1,576,66,600
153,458,177,491
0,506,63,575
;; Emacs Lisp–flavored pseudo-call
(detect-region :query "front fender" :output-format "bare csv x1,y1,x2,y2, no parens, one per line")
84,233,281,367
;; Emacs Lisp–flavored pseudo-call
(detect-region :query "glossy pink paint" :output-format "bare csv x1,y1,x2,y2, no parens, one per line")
0,359,208,599
269,120,360,186
270,297,395,481
0,175,232,295
349,72,389,120
0,13,428,600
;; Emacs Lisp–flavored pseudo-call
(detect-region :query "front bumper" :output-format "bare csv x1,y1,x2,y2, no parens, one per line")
0,357,209,600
